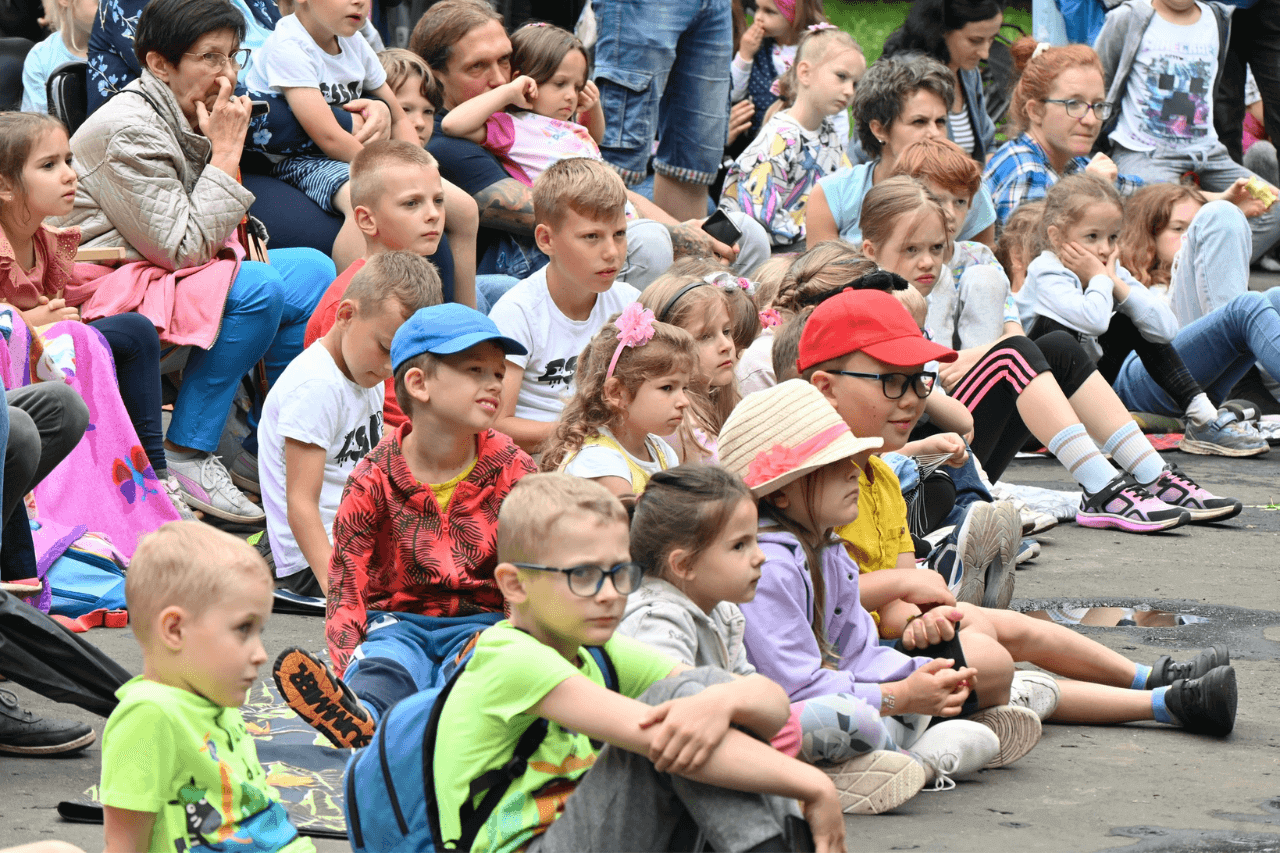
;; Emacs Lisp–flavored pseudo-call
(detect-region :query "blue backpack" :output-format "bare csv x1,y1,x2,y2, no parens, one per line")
344,644,618,853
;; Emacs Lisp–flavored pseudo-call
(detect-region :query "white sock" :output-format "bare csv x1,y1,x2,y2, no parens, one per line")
1184,393,1217,428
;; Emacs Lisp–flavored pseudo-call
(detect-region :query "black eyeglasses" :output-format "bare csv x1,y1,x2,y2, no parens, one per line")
829,370,937,399
1042,98,1114,120
513,561,644,597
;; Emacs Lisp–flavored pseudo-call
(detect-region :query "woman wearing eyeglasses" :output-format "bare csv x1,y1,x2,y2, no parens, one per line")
55,0,334,524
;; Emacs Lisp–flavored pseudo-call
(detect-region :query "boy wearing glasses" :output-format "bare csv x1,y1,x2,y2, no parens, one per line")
436,473,844,853
274,304,535,748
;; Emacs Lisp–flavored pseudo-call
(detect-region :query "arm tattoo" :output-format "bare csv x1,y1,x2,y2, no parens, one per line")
474,179,536,236
668,222,714,259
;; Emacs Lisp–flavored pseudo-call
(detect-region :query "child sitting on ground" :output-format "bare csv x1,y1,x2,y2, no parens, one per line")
274,303,535,747
539,304,694,497
101,521,313,853
439,22,605,186
721,25,861,250
622,465,1002,811
436,473,845,853
244,0,418,268
303,141,446,432
259,251,440,597
797,287,1239,737
491,158,640,453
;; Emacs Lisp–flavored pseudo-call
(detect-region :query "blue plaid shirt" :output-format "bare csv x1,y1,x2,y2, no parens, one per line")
983,133,1144,224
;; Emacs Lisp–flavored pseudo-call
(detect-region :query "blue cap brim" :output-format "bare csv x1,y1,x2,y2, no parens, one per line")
392,332,528,372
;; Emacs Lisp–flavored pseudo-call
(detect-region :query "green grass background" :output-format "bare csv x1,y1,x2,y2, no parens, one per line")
814,1,1033,65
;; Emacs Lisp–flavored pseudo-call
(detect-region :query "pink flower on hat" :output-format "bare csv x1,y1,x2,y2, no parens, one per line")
744,423,850,487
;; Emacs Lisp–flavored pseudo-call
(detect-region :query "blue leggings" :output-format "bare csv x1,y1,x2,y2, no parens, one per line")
87,313,164,474
166,248,334,452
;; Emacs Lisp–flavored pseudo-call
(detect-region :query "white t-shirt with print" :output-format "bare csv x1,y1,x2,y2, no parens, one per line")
244,13,386,105
259,342,384,578
489,267,640,421
1113,4,1219,153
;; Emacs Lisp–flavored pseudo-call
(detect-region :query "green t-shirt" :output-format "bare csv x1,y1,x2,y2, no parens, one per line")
435,621,677,853
100,676,315,853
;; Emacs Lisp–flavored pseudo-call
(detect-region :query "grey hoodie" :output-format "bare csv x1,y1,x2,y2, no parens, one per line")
618,577,755,675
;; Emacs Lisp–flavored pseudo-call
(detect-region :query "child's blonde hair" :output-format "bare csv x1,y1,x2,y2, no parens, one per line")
749,255,793,312
378,47,443,110
994,199,1044,287
668,258,762,354
630,465,752,586
510,22,588,89
1119,183,1209,288
639,272,742,439
0,112,68,228
349,140,439,211
539,316,698,472
776,25,862,106
533,157,627,230
771,305,814,382
861,175,951,257
773,240,877,315
497,473,628,565
894,285,928,328
1034,173,1123,256
126,521,271,643
342,250,443,321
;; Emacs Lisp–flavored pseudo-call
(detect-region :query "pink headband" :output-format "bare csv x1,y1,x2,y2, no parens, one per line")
744,422,850,487
606,303,656,380
774,0,798,25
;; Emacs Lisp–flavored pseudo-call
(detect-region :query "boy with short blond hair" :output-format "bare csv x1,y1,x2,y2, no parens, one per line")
426,472,844,853
274,304,536,748
260,251,441,597
102,522,312,853
490,157,640,452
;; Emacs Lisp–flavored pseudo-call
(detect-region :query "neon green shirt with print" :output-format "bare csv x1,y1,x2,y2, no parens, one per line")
100,676,314,853
435,621,676,853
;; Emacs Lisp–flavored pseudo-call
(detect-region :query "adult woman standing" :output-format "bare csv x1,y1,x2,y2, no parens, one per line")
57,0,334,523
880,0,1005,162
806,54,998,248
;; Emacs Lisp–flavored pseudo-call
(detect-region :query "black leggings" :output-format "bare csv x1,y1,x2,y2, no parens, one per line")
946,332,1097,482
1029,314,1202,411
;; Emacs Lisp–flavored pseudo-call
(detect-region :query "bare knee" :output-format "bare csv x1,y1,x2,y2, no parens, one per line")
959,630,1014,707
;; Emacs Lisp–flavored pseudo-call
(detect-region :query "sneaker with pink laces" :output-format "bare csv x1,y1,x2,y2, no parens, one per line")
1076,474,1189,533
1146,464,1242,523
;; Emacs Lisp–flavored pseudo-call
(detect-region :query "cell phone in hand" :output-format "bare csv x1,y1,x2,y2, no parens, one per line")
783,814,816,853
701,208,743,247
250,100,270,117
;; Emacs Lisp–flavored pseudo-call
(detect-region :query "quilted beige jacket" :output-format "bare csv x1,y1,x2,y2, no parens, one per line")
56,70,256,272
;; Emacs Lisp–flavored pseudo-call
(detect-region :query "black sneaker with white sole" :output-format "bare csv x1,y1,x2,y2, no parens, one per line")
1148,645,1231,690
0,688,95,755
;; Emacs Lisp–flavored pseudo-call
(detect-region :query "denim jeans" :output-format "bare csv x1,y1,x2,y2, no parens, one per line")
167,247,334,452
1168,200,1254,327
1114,289,1280,414
593,0,732,185
1111,142,1280,263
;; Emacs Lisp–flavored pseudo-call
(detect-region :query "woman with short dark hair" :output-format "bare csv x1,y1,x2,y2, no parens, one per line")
57,0,334,524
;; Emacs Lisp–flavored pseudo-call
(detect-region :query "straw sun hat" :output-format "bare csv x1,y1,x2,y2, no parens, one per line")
719,379,883,498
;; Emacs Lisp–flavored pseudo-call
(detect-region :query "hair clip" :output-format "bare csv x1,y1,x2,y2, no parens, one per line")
704,271,756,297
606,303,656,380
523,21,550,27
1032,41,1050,60
759,308,783,328
806,22,838,32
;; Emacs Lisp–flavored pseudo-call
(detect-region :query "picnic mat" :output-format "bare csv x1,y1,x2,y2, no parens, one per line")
57,675,351,840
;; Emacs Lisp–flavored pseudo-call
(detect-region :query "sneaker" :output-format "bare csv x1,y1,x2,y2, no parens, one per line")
1019,506,1058,536
1146,464,1243,523
168,452,265,525
229,449,261,495
953,503,997,606
273,647,374,749
821,750,925,814
1165,665,1237,736
250,530,276,575
908,720,1000,790
1147,644,1230,689
1076,474,1189,533
967,704,1042,768
0,688,96,755
1258,254,1280,273
1016,538,1040,566
982,501,1020,610
1010,670,1061,721
1179,409,1269,458
160,474,198,521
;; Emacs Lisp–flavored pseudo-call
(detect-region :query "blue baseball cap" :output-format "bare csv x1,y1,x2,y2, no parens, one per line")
391,303,528,373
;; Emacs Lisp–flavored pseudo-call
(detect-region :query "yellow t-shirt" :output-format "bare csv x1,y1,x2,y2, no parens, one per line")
430,455,478,513
834,456,916,625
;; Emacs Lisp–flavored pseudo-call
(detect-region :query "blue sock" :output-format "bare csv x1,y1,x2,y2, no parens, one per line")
1151,686,1175,725
1131,663,1152,690
1103,420,1165,486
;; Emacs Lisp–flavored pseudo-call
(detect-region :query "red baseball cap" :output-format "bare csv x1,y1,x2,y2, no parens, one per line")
797,289,957,372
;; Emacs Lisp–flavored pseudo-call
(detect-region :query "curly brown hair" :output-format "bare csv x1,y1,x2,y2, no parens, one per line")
1119,183,1208,288
539,316,697,472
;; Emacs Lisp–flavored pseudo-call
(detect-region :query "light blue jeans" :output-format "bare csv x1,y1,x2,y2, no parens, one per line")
167,247,334,452
1167,200,1254,327
1113,289,1280,415
1112,142,1280,263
